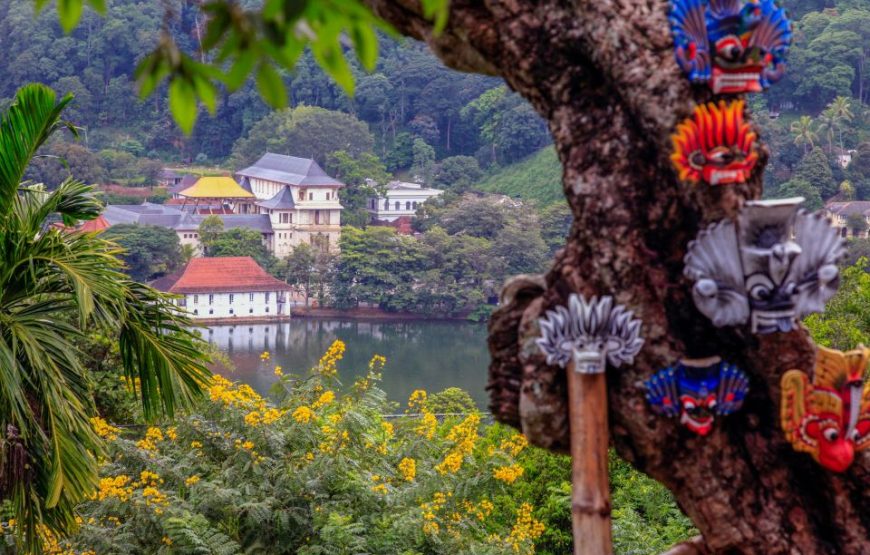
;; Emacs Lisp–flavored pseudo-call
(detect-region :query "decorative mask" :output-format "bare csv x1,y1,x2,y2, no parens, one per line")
646,358,749,435
669,0,792,94
684,198,845,334
781,346,870,472
671,100,758,185
536,294,644,374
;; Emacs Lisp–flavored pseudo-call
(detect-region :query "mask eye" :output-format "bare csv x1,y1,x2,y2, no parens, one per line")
707,147,734,164
683,401,696,410
749,283,771,301
823,428,840,442
715,37,744,61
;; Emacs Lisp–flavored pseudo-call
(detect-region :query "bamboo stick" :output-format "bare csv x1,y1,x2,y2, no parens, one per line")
567,359,612,555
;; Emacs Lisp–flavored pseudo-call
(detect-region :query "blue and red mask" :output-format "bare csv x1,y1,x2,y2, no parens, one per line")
670,0,791,94
646,360,749,435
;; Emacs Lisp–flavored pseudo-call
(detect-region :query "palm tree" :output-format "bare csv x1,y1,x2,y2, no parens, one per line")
790,116,818,154
828,96,854,152
0,84,211,552
814,107,837,155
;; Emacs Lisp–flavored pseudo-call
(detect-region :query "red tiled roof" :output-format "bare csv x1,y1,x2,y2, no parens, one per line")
167,257,293,294
79,215,110,232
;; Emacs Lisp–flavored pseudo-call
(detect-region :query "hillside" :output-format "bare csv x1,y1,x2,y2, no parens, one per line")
475,147,563,205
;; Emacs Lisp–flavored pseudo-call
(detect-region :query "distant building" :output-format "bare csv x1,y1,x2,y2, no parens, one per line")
176,176,257,214
152,257,293,320
168,174,197,199
237,153,344,256
367,181,443,222
825,200,870,238
835,149,857,169
102,203,273,255
157,168,183,188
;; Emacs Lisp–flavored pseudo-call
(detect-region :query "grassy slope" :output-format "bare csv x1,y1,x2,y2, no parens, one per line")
475,147,563,205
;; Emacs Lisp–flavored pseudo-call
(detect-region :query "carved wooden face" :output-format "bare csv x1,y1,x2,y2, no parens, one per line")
646,361,749,436
671,100,758,186
670,0,792,94
781,347,870,473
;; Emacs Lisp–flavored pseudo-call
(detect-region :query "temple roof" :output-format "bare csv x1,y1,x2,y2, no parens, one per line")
236,153,344,188
178,176,255,199
157,257,293,294
255,186,296,210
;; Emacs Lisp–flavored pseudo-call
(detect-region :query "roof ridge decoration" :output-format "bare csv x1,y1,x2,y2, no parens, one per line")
669,0,792,94
684,197,845,334
671,99,759,186
536,294,644,374
781,345,870,472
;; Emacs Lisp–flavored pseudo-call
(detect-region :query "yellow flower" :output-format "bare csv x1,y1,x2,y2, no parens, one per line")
368,354,386,373
185,475,200,487
422,521,439,535
139,470,161,486
274,366,283,376
165,427,178,441
92,475,133,501
260,351,270,360
381,421,394,438
500,434,528,457
162,536,173,546
415,411,437,440
371,483,388,494
305,452,315,462
407,389,427,411
312,390,335,409
190,440,203,449
435,452,463,475
398,457,416,482
315,340,345,376
493,464,525,484
145,427,164,443
90,416,121,441
508,503,545,552
292,406,314,423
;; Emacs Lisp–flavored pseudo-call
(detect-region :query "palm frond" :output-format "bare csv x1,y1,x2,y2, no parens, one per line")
0,85,76,213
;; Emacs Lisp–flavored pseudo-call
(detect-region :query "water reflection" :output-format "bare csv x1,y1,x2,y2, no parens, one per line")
201,319,490,407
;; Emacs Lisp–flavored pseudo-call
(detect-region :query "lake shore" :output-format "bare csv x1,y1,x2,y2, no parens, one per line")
290,306,473,321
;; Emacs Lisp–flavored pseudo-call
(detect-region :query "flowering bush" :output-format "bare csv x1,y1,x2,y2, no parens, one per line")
0,340,693,553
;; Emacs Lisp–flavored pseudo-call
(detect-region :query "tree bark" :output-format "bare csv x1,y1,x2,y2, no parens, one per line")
362,0,870,553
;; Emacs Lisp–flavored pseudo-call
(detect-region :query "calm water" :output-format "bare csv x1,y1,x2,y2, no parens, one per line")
201,319,491,407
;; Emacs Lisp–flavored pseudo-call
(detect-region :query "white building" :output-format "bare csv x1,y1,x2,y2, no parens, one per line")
367,181,444,223
152,257,293,320
825,201,870,239
236,153,345,257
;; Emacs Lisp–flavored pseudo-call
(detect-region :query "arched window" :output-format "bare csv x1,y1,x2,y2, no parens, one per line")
394,201,400,210
405,201,411,210
413,201,418,209
384,199,389,210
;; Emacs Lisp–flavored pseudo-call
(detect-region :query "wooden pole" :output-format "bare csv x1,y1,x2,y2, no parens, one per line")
567,359,612,555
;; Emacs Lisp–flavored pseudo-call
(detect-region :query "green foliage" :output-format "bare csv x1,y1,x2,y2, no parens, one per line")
101,224,184,282
476,148,563,206
773,177,824,210
230,105,375,167
434,155,483,192
411,138,436,184
199,219,276,271
804,259,870,349
325,150,387,227
0,84,210,553
795,147,837,198
48,344,693,554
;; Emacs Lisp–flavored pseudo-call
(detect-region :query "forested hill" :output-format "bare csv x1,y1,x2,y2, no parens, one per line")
0,0,869,205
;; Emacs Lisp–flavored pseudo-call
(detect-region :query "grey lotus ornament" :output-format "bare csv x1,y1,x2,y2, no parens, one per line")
684,198,845,334
536,295,645,374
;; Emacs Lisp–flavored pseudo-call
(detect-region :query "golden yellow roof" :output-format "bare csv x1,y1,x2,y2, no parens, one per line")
179,176,254,199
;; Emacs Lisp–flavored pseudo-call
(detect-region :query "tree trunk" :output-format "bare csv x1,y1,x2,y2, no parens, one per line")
363,1,870,553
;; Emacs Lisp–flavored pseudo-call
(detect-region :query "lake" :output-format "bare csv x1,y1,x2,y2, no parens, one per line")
201,319,491,408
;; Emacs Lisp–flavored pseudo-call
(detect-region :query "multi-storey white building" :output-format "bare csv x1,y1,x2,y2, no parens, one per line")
153,257,293,320
237,153,344,256
367,181,443,222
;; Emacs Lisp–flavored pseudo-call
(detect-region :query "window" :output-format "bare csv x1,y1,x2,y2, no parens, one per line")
229,308,234,315
298,189,305,200
194,309,198,315
249,292,254,302
326,193,330,200
265,306,269,313
208,294,214,305
289,213,293,223
193,294,198,305
384,199,389,210
280,212,289,224
265,292,270,303
229,294,234,304
413,201,418,209
309,193,313,200
406,201,411,210
249,308,253,314
209,309,214,315
394,201,400,210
